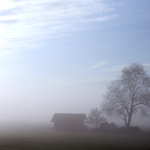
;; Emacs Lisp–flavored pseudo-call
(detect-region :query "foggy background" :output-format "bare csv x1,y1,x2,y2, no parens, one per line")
0,0,150,131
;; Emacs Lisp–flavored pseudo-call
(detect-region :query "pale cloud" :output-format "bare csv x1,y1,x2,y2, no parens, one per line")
143,64,150,72
104,64,129,72
85,14,118,22
104,63,150,72
0,0,118,52
91,61,107,69
59,76,116,84
70,63,150,83
0,50,12,58
112,2,123,6
143,64,150,67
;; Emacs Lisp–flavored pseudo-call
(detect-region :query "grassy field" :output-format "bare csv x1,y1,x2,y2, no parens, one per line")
0,127,150,150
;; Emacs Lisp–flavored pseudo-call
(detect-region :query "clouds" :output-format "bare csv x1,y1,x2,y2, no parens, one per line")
143,64,150,67
0,0,118,51
104,64,129,72
0,19,19,25
104,63,150,72
59,76,116,84
91,61,107,69
0,6,22,16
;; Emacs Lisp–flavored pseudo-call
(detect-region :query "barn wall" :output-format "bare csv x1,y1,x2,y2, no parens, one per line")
54,119,86,131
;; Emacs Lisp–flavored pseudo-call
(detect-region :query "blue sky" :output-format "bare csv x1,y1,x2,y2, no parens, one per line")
0,0,150,125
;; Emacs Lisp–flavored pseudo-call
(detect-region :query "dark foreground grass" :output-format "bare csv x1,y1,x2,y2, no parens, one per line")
0,130,150,150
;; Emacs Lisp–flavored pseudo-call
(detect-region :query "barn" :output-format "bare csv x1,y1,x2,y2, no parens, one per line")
51,113,87,131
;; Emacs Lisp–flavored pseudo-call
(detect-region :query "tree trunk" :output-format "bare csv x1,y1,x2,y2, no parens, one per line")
124,116,127,127
96,124,98,129
124,121,127,127
127,113,132,127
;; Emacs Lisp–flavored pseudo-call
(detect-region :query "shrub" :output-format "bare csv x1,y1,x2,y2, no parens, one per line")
120,126,141,133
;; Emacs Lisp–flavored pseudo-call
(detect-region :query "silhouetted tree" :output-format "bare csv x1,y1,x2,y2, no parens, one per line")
87,108,107,128
102,63,150,127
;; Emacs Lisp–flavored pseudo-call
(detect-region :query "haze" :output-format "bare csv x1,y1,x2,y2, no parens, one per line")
0,0,150,129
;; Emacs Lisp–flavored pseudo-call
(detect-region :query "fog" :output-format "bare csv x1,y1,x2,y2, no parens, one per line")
0,80,107,122
0,74,150,131
0,0,149,140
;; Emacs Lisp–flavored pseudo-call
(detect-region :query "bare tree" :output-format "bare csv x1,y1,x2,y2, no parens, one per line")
87,108,107,128
102,63,150,127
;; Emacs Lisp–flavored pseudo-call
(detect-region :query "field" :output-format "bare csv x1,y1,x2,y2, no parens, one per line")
0,125,150,150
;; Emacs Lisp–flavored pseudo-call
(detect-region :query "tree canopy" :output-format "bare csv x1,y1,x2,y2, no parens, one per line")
87,108,107,128
102,63,150,127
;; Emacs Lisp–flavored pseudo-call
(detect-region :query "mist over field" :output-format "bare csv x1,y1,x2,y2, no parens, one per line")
0,1,150,149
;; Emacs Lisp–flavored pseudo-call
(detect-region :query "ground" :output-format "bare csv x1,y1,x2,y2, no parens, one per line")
0,125,150,150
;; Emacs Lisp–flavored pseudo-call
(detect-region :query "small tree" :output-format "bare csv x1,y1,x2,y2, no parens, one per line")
102,63,150,127
87,108,107,128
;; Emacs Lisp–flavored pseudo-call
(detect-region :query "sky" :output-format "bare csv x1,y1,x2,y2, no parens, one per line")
0,0,150,126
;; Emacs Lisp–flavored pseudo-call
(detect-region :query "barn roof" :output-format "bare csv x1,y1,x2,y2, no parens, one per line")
51,113,87,122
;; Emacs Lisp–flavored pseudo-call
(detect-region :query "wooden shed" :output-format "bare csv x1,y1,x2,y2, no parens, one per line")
51,113,87,131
